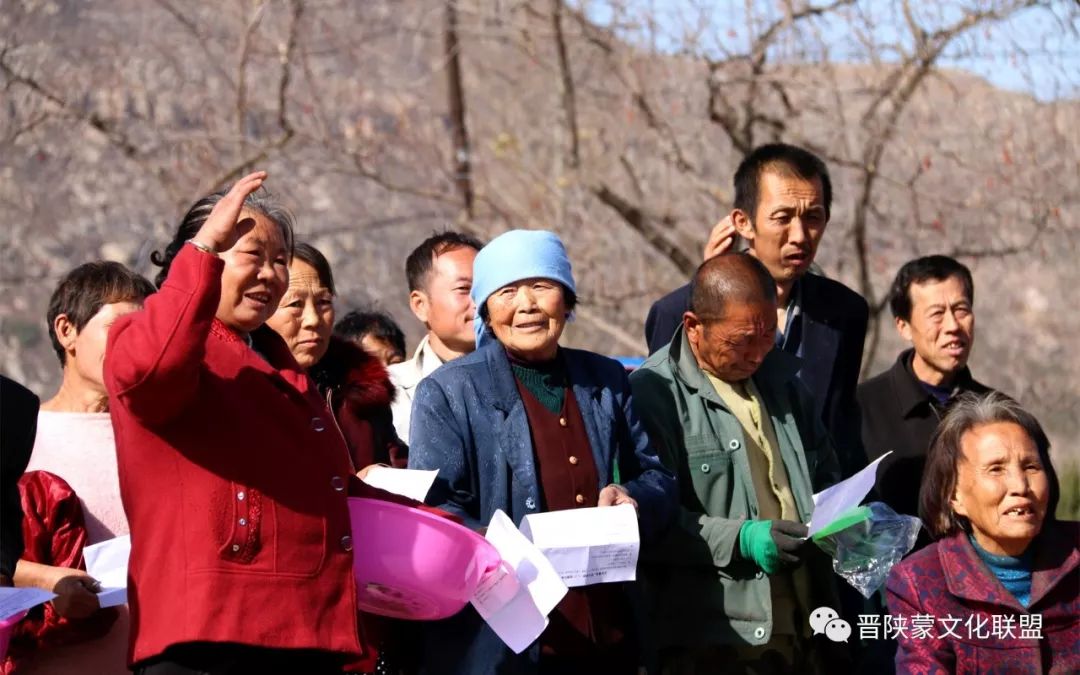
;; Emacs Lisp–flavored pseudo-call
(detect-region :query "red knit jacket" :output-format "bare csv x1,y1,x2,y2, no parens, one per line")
104,245,363,665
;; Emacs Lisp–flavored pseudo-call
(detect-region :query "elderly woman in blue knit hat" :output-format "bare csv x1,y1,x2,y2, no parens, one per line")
408,229,676,675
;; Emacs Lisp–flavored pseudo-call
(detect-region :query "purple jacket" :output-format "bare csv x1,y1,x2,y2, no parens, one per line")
886,521,1079,674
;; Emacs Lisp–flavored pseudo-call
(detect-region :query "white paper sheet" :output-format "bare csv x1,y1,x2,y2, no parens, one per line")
808,451,891,536
360,467,438,502
0,587,56,620
83,535,130,607
470,510,568,654
519,503,639,587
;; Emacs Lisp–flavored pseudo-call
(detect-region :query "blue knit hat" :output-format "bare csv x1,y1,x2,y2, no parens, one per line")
470,229,577,348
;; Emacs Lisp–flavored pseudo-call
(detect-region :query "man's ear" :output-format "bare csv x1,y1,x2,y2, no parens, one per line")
683,311,702,345
896,316,913,343
409,290,429,324
731,208,755,242
53,313,78,356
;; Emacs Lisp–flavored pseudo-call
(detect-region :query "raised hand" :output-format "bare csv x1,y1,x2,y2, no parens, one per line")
191,171,267,253
703,215,737,261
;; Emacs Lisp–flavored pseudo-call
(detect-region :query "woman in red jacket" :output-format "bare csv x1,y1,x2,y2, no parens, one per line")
104,172,364,674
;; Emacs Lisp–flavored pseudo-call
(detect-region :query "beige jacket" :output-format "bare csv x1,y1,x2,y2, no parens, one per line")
387,335,445,443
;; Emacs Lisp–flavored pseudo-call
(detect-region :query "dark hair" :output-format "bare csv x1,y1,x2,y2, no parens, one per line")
920,391,1060,540
689,252,776,321
292,242,336,296
334,310,406,358
478,285,578,325
47,261,156,365
888,255,974,321
405,230,483,292
150,184,295,288
733,143,832,223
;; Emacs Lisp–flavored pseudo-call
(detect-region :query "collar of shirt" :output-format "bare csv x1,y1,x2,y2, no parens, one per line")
775,278,803,351
418,334,445,379
896,348,978,417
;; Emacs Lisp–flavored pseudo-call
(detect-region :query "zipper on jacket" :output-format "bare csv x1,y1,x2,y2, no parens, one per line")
326,388,359,474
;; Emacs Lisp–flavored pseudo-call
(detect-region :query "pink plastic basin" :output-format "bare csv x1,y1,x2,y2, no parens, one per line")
347,497,501,620
0,610,27,661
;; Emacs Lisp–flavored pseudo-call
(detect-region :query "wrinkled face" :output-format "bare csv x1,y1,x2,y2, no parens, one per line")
411,246,476,354
266,258,335,369
951,421,1050,556
897,275,974,384
685,300,777,382
217,211,289,334
64,301,143,391
360,334,405,366
736,172,828,287
485,278,567,362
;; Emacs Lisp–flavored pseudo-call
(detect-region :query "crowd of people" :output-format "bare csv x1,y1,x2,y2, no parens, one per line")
0,143,1075,675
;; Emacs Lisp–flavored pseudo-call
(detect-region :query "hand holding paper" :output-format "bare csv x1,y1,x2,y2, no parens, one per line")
597,484,638,510
83,535,130,608
519,504,640,587
808,452,891,536
360,467,438,502
470,510,567,654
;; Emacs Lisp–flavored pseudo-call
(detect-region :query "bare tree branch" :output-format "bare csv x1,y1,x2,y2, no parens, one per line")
591,182,697,275
0,51,140,157
551,0,580,169
445,0,474,218
236,0,268,155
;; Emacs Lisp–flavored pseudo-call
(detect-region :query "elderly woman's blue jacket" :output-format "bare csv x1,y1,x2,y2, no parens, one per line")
408,339,676,674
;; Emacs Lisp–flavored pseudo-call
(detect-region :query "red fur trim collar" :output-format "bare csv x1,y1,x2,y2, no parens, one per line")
312,337,395,411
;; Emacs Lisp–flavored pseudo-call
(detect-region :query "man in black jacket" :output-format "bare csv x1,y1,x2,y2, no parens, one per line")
645,144,868,477
857,255,992,520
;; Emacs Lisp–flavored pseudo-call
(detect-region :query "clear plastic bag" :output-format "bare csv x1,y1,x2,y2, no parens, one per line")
812,501,922,598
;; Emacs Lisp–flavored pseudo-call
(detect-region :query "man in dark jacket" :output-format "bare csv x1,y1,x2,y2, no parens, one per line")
857,255,993,521
645,144,868,477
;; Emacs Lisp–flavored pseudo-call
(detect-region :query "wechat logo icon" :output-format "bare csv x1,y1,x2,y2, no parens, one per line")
810,606,852,643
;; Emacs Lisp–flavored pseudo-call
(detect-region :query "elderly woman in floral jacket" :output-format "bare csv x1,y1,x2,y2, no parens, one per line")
408,229,676,675
886,391,1078,674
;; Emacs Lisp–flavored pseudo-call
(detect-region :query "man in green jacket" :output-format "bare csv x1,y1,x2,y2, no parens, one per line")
631,253,842,674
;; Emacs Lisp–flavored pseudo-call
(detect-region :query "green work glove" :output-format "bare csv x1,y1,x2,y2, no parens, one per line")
738,519,809,575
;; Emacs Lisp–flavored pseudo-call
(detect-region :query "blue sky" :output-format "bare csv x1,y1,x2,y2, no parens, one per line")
581,1,1078,101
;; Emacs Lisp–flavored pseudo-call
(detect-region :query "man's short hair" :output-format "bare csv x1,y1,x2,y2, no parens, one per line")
334,310,407,358
689,252,777,321
404,231,483,292
888,255,974,322
47,261,156,365
733,143,832,222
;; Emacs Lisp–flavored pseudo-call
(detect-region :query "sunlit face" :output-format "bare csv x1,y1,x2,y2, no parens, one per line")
410,246,477,357
735,171,828,288
216,211,289,334
60,301,143,391
360,334,405,367
266,258,335,369
685,300,777,382
897,275,974,386
951,421,1050,557
485,278,567,362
